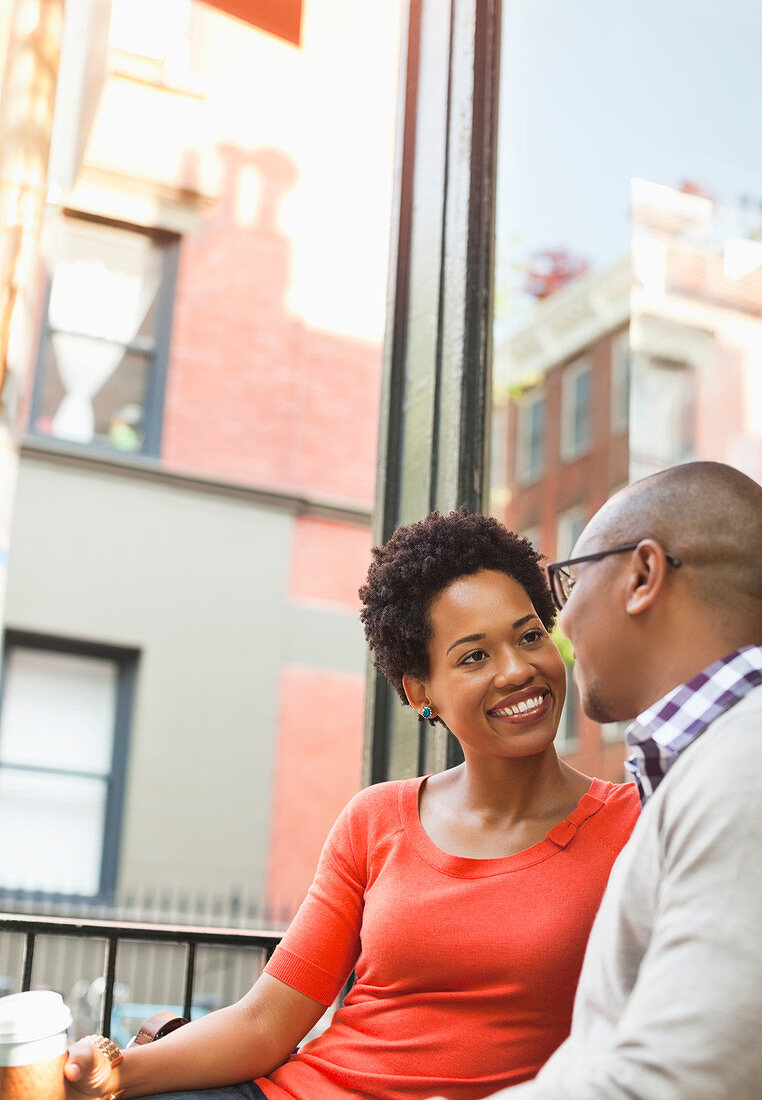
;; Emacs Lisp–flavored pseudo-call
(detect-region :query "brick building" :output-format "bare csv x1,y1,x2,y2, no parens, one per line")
492,257,632,781
492,180,762,782
0,0,400,918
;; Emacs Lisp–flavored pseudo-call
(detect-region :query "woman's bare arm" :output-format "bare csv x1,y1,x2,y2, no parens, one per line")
65,972,326,1099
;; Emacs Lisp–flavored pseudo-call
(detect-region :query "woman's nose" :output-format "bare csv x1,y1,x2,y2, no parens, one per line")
493,647,533,687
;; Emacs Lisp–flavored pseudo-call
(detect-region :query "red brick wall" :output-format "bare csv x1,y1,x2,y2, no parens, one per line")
289,516,372,611
505,331,629,555
162,147,381,506
266,666,365,914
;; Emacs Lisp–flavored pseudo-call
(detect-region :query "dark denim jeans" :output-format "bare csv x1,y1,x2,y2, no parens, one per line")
142,1084,266,1100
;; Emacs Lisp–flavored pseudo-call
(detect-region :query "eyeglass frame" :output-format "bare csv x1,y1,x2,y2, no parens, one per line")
546,541,682,612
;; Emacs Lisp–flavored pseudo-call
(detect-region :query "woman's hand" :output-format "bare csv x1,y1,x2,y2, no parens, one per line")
64,1038,118,1098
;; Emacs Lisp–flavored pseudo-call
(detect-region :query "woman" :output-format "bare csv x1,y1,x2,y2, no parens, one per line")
65,510,639,1100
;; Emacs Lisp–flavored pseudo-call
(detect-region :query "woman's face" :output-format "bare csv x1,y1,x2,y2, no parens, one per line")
417,569,567,761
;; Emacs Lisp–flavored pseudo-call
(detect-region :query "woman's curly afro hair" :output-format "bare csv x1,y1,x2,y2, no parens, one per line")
358,508,556,710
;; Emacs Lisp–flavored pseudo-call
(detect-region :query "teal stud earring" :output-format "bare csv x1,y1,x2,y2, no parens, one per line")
421,705,433,720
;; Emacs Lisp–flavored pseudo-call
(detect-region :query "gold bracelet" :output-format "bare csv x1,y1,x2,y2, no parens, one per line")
82,1035,125,1099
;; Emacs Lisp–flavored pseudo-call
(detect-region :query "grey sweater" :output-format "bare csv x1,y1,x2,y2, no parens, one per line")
497,685,762,1099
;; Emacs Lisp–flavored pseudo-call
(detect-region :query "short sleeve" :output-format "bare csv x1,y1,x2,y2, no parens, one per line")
264,797,366,1005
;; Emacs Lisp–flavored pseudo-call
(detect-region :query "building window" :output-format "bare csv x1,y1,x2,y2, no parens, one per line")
630,356,695,477
29,215,178,458
555,504,586,561
610,331,631,434
556,665,578,755
560,359,592,462
0,633,137,900
515,389,546,485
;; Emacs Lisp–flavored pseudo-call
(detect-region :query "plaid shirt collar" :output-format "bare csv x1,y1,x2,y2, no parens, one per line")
624,644,762,806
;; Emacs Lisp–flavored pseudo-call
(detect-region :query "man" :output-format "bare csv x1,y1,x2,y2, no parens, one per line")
484,460,762,1098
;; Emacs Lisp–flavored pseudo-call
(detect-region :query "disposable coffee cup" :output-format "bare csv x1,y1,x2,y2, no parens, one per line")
0,990,72,1099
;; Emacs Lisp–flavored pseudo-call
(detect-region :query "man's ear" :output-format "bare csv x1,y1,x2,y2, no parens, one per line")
625,539,670,616
402,674,428,713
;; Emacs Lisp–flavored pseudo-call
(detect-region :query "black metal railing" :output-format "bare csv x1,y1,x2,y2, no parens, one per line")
0,912,283,1038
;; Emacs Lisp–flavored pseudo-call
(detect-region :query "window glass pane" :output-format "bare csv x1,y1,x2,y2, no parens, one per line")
490,0,762,779
556,506,586,561
630,357,695,478
515,391,545,484
35,339,152,451
0,648,117,774
33,217,167,451
0,770,107,895
555,666,578,755
49,219,162,343
561,363,592,461
92,350,151,452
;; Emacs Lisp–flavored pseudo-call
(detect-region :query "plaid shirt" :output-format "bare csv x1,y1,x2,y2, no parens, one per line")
625,644,762,806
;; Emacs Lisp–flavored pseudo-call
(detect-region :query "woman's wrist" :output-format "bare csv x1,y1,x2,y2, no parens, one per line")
81,1035,124,1098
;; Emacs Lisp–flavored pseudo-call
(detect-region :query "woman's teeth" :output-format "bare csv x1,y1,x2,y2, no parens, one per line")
493,694,545,717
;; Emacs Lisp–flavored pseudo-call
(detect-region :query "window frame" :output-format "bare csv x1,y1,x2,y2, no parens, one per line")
555,503,586,561
560,357,593,462
515,388,546,485
0,630,139,904
28,211,179,461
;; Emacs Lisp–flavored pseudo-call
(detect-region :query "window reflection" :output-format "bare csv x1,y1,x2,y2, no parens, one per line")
491,0,762,779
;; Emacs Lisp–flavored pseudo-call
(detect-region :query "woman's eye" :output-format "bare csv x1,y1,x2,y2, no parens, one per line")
462,649,488,665
521,629,543,645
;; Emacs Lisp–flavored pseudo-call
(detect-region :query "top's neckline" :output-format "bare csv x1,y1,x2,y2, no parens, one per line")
399,775,612,878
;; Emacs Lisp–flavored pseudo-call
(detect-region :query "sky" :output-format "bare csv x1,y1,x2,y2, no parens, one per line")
495,0,762,320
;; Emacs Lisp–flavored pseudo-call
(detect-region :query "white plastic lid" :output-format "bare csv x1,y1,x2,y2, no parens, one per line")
0,991,73,1044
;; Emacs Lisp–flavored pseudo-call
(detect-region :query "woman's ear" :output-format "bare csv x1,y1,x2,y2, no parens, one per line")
625,539,669,616
402,674,428,713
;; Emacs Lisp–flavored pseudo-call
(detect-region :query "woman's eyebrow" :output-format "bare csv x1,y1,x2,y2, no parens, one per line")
444,615,540,656
513,614,538,629
446,632,486,655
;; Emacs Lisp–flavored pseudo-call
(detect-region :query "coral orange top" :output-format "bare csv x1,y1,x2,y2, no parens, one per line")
258,775,639,1100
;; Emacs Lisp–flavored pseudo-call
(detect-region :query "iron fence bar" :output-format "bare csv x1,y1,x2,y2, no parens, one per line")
182,940,196,1020
21,931,35,991
1,913,284,1019
100,935,119,1038
0,913,283,950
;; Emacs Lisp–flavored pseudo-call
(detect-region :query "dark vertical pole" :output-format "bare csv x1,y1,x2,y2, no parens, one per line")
21,932,35,990
100,936,119,1037
182,940,196,1020
363,0,502,786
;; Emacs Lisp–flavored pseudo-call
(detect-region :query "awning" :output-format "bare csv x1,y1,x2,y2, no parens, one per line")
203,0,303,45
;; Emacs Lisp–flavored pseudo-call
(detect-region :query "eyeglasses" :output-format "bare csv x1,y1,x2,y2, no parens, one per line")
546,542,682,611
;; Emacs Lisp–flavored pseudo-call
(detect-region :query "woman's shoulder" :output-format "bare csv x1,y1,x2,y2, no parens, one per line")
591,778,641,844
327,777,423,863
343,775,424,819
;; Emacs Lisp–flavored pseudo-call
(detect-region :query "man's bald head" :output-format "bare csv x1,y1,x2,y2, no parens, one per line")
580,461,762,617
560,462,762,720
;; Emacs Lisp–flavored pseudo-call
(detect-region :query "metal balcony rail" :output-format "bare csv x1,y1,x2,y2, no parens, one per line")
0,912,283,1039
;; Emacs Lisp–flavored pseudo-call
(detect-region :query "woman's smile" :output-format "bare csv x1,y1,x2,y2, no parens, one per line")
488,687,551,724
